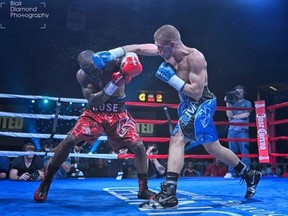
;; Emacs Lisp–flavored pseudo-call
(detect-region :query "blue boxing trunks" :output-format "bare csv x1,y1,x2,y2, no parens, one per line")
172,86,218,149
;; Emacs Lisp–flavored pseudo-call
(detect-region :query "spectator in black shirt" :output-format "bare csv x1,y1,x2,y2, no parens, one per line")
9,142,44,181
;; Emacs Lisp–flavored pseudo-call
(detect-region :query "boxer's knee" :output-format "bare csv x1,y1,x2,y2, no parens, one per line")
61,134,81,149
170,131,186,147
129,141,146,157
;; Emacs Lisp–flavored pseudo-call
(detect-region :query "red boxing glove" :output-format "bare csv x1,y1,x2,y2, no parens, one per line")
111,71,132,87
121,52,143,77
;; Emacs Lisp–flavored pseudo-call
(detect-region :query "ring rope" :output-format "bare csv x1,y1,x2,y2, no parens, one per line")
0,150,260,160
2,92,288,166
266,101,288,111
0,111,258,127
0,151,117,159
0,93,87,103
0,131,171,143
219,138,257,143
267,119,288,126
0,111,79,120
0,132,107,140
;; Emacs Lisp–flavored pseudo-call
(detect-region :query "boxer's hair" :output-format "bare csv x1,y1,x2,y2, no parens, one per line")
154,25,181,45
78,50,97,73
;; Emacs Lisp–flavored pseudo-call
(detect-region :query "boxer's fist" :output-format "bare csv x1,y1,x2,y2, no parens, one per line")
111,71,132,87
121,52,143,77
92,51,113,68
92,47,125,69
156,62,185,92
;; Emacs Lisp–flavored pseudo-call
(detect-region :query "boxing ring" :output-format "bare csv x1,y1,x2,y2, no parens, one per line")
0,93,288,216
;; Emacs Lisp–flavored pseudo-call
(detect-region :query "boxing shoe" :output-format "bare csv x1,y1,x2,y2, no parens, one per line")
34,168,54,202
139,183,178,209
34,181,51,202
137,188,156,200
241,169,262,199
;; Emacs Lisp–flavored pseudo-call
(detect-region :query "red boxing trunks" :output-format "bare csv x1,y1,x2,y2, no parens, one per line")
71,97,141,151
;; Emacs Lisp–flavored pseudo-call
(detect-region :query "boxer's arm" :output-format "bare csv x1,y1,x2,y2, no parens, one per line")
76,70,110,107
182,52,207,101
82,85,110,107
122,44,159,56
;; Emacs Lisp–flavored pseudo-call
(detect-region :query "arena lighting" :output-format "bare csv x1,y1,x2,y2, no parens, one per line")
43,99,48,104
69,102,73,105
31,100,35,103
269,86,278,91
81,103,85,107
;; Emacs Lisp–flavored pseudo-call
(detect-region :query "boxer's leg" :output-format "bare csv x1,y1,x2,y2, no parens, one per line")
34,134,82,202
204,140,262,199
127,140,156,199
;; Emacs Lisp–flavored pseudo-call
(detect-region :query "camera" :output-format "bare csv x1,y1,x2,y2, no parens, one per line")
225,90,239,104
30,171,40,180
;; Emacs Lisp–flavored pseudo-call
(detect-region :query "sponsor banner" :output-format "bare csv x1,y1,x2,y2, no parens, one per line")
255,101,270,163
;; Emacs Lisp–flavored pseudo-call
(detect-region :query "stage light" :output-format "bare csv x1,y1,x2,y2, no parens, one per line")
43,99,48,104
81,103,85,107
69,102,73,105
269,86,277,91
31,100,35,103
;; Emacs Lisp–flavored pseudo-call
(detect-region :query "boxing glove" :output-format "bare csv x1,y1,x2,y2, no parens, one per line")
156,62,185,92
120,52,143,77
92,47,125,69
103,72,132,96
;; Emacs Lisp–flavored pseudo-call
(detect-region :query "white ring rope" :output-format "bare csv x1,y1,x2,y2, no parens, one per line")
0,93,87,103
0,151,118,159
0,111,79,120
0,93,109,140
0,131,108,140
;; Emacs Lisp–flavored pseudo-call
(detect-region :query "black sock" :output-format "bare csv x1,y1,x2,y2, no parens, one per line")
166,172,179,184
138,173,147,191
234,162,249,176
43,164,58,183
163,172,179,195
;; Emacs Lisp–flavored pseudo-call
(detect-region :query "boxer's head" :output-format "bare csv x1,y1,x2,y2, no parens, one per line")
78,50,103,81
154,25,181,60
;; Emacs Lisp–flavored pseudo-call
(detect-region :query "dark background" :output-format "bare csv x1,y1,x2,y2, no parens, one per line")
0,0,287,153
0,0,287,102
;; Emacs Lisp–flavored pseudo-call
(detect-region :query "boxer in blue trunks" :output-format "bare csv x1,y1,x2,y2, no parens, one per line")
119,24,262,209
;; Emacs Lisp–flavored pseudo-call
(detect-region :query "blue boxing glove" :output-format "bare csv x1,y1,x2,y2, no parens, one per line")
156,62,186,92
92,47,125,69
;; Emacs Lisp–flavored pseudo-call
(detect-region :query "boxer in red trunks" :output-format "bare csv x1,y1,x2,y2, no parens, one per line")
34,49,155,202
